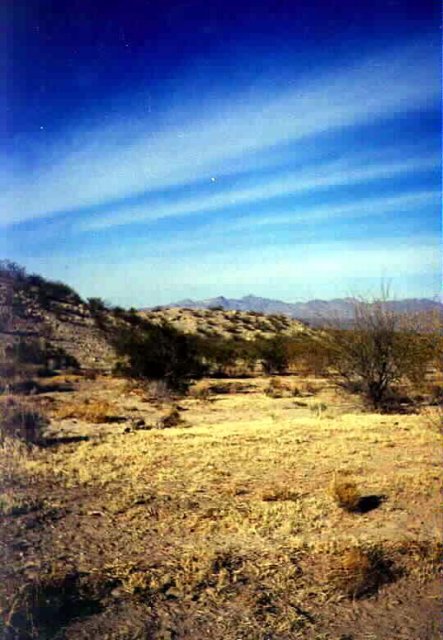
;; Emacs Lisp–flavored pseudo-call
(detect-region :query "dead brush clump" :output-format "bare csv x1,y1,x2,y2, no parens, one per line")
122,379,174,404
303,381,321,395
0,395,47,444
264,378,292,398
330,472,361,512
0,437,36,488
428,383,443,406
189,381,212,401
261,486,301,502
156,406,184,429
207,381,238,395
174,547,249,599
51,399,122,424
328,546,395,599
0,489,42,516
309,401,328,417
117,547,249,603
143,379,175,403
392,539,443,580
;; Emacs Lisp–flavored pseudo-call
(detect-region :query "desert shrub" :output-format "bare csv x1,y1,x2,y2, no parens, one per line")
0,261,82,313
111,317,205,391
7,338,47,366
193,335,258,377
327,294,441,408
87,297,108,315
0,397,47,444
0,339,79,392
0,260,27,282
284,334,334,375
252,333,333,376
257,335,291,375
28,276,83,309
196,337,236,373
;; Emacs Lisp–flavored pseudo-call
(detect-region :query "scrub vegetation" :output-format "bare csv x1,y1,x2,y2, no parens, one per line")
0,263,442,639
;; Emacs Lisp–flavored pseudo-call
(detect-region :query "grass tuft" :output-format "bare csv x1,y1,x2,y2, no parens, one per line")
330,473,361,512
261,486,300,502
330,546,395,599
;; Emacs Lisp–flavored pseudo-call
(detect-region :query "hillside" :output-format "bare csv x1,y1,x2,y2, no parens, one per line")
155,294,443,325
0,263,312,376
141,306,311,340
0,265,116,372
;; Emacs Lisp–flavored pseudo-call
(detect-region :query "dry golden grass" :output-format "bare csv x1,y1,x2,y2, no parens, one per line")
422,405,443,435
51,399,121,424
1,374,442,638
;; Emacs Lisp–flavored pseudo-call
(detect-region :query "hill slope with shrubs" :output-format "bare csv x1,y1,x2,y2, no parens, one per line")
0,261,314,382
141,306,310,340
0,261,116,374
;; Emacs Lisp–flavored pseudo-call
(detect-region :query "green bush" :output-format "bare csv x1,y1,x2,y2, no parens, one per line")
256,335,291,375
111,318,206,391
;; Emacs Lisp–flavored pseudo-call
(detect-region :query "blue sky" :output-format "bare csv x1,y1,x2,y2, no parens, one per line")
1,0,441,306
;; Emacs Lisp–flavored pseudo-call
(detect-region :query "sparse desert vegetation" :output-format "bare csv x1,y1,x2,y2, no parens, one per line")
0,264,442,639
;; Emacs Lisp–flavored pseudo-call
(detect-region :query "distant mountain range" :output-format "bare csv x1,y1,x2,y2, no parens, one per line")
148,295,442,325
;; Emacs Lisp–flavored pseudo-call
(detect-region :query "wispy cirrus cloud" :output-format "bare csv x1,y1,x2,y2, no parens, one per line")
1,37,439,227
219,188,440,233
87,188,435,258
78,153,439,231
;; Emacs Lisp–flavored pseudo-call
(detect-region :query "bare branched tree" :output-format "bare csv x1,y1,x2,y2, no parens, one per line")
329,290,440,408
